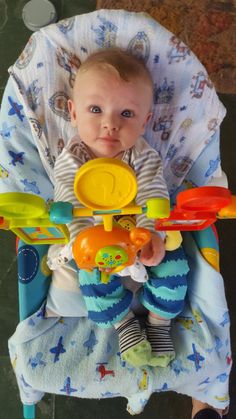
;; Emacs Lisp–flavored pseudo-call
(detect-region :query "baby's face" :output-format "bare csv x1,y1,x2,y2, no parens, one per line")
68,67,152,158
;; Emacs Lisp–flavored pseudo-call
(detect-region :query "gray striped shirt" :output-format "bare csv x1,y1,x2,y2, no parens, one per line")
53,135,169,243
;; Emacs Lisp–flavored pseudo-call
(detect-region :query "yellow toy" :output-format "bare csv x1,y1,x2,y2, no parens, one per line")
0,158,170,282
62,158,170,283
0,192,69,244
71,158,170,231
1,158,236,284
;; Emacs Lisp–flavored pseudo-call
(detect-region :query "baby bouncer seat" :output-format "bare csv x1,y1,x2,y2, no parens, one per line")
0,9,232,419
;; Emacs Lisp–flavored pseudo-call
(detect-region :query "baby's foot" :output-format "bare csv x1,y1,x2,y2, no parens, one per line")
116,317,152,367
145,321,175,367
121,339,152,367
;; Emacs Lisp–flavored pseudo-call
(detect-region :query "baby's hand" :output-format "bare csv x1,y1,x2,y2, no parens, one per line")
139,233,165,267
99,267,113,273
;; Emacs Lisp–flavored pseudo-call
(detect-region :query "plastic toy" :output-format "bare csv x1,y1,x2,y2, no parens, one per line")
0,158,236,283
52,158,170,283
50,158,170,231
0,192,69,244
72,224,151,283
155,186,234,231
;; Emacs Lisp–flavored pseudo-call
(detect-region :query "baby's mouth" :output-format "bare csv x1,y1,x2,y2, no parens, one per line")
98,136,118,142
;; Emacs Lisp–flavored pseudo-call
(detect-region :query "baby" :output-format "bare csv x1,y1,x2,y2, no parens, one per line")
47,48,189,368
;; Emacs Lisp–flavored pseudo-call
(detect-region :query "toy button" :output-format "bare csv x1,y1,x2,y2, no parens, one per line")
95,245,128,268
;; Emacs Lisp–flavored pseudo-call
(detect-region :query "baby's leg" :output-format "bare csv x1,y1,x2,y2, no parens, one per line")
140,247,189,367
79,268,133,328
79,269,152,367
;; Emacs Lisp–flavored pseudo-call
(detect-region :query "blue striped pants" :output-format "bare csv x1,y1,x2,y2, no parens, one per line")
79,247,189,328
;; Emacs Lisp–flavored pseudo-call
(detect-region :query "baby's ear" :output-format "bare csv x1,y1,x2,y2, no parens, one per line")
68,99,77,127
141,112,153,133
145,112,153,124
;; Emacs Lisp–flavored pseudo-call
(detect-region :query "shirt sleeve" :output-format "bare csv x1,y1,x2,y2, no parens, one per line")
130,140,169,233
53,141,94,244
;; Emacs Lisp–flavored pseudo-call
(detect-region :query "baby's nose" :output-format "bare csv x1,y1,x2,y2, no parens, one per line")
102,114,120,131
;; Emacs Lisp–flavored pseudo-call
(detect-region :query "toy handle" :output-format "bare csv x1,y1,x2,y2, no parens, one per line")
129,228,151,249
146,197,170,218
165,231,183,251
99,263,130,284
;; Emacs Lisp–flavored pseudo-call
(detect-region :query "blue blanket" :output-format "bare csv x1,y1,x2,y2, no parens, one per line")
8,234,231,413
0,10,231,414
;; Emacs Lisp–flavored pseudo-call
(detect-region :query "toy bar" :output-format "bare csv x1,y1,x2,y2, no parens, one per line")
0,158,235,242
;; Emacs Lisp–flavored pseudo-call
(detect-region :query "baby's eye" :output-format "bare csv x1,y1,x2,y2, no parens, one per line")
121,109,134,118
90,106,102,113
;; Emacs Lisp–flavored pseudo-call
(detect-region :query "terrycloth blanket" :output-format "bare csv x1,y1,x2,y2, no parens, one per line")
0,9,226,200
0,9,231,413
8,234,231,413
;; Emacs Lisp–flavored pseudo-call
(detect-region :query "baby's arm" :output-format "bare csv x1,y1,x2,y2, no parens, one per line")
131,142,169,267
48,146,94,269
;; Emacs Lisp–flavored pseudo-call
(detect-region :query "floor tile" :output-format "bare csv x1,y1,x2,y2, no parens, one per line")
54,391,192,419
34,394,55,419
0,0,31,91
0,304,18,355
0,356,23,418
0,356,55,419
60,0,96,19
0,88,4,102
217,94,236,345
0,231,18,355
218,94,236,191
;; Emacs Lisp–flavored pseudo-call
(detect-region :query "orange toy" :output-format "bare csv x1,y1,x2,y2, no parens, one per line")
71,158,169,283
73,224,151,283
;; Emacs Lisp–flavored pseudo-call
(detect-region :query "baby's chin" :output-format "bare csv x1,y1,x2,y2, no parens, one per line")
93,148,124,159
105,151,124,159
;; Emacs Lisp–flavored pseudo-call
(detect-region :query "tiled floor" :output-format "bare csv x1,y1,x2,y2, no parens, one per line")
0,1,235,418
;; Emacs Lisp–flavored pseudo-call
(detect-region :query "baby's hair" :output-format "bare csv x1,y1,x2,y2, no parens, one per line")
76,47,153,90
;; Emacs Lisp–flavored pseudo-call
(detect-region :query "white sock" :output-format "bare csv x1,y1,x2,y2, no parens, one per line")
147,313,171,326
